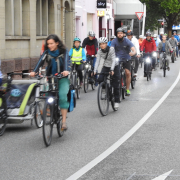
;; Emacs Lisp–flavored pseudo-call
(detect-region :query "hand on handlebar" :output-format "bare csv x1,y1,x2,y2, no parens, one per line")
30,72,38,77
110,71,114,76
61,71,69,76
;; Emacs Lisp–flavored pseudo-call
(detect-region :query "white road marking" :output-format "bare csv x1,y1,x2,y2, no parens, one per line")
66,71,180,180
152,170,173,180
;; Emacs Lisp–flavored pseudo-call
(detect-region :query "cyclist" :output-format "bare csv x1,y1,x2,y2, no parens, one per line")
69,37,86,86
108,35,116,47
153,34,161,64
126,30,140,77
138,35,144,50
173,31,179,57
82,31,98,86
169,35,178,58
140,32,156,77
30,34,70,131
111,27,136,96
158,34,173,71
94,37,120,108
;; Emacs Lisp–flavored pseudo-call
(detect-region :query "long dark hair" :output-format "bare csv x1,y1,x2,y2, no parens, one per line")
45,34,66,54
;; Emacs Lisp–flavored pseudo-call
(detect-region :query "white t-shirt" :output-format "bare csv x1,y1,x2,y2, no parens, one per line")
131,36,140,55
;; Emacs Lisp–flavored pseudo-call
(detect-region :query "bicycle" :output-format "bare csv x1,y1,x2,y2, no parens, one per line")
130,58,136,89
144,53,152,81
41,73,67,147
97,72,118,116
161,52,168,77
70,60,82,99
139,53,144,68
170,47,176,63
84,55,96,92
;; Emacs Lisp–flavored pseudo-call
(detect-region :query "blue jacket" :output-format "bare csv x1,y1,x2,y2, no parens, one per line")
107,41,111,47
174,35,180,43
33,49,71,75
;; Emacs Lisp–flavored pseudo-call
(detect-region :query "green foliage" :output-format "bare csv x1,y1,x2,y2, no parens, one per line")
140,0,180,33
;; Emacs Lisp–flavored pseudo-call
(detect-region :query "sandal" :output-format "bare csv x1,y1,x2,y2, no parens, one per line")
61,123,68,131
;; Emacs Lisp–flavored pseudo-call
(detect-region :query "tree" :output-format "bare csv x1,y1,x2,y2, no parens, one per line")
140,0,180,36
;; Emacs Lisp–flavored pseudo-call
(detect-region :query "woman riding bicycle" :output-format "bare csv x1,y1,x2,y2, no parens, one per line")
69,37,86,86
30,34,70,130
94,37,120,109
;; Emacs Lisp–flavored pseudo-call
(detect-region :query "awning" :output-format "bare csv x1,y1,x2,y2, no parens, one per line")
172,25,180,30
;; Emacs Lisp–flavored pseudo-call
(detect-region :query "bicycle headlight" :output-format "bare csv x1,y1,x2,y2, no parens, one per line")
85,64,89,68
152,52,157,57
48,97,54,103
146,57,151,63
115,58,119,63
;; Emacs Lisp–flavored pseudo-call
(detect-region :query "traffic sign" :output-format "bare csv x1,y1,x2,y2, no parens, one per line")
135,12,144,20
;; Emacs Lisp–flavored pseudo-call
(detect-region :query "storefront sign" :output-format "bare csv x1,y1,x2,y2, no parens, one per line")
97,10,105,17
97,0,106,9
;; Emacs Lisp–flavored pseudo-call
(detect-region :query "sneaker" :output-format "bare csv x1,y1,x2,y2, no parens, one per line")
144,74,147,77
160,66,162,69
95,82,99,87
133,73,137,77
80,81,83,87
167,67,170,71
126,89,131,96
114,103,119,109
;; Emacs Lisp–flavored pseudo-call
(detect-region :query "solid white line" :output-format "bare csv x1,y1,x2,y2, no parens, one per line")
152,170,173,180
66,71,180,180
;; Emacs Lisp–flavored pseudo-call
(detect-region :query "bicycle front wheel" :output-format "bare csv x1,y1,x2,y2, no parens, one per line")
97,82,109,116
34,101,43,128
84,70,89,93
0,98,7,136
57,109,64,137
42,101,53,147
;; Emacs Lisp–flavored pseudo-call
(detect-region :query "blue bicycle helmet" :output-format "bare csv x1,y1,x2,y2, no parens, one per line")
11,89,21,97
73,37,81,42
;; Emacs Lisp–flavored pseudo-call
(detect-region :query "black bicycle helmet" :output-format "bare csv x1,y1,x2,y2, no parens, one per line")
116,27,124,33
146,32,151,37
126,30,133,36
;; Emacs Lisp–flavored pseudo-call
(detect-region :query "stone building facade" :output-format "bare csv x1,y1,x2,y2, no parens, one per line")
0,0,75,76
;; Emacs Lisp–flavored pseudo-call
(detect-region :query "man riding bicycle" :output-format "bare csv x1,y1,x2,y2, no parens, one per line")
82,31,98,86
169,35,178,59
111,27,136,96
69,37,86,86
126,30,140,77
94,37,120,108
173,31,179,57
140,32,156,77
158,35,173,71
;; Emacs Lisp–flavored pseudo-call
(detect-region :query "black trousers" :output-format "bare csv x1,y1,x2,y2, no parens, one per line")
131,56,139,73
98,65,120,103
75,64,84,82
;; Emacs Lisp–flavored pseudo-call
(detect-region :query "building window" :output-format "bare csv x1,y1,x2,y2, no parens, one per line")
5,0,30,36
48,0,55,35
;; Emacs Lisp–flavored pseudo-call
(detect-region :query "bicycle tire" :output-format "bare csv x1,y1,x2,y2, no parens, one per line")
119,80,122,102
57,109,64,137
122,74,126,99
97,82,109,116
83,70,89,93
163,61,166,77
34,102,43,128
42,101,53,147
0,98,7,136
111,96,118,111
131,68,135,89
76,77,81,99
172,53,174,63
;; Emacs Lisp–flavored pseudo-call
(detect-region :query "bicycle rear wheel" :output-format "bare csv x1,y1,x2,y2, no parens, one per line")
97,82,109,116
122,74,126,99
34,101,43,128
0,98,7,136
76,77,81,99
163,62,166,77
42,101,53,147
84,70,89,93
131,69,135,89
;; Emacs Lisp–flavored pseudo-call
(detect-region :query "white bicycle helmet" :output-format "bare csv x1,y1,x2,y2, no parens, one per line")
99,37,108,43
88,31,95,37
111,35,116,39
153,34,157,38
139,35,143,38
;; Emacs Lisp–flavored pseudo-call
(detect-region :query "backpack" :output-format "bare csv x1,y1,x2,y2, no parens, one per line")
67,84,76,112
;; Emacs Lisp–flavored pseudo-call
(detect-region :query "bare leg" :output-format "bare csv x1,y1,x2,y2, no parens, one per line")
125,69,131,90
61,109,68,129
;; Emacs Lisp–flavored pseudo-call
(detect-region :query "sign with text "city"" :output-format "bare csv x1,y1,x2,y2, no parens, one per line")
97,0,106,9
135,12,144,20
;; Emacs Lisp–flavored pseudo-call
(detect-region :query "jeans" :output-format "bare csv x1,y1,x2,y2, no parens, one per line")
97,65,120,103
160,53,169,68
58,78,70,109
176,45,179,57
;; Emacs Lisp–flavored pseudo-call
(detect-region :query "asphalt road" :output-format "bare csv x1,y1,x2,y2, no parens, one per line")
1,57,180,180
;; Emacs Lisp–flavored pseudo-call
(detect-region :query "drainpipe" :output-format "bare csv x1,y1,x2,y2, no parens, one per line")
142,3,146,36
